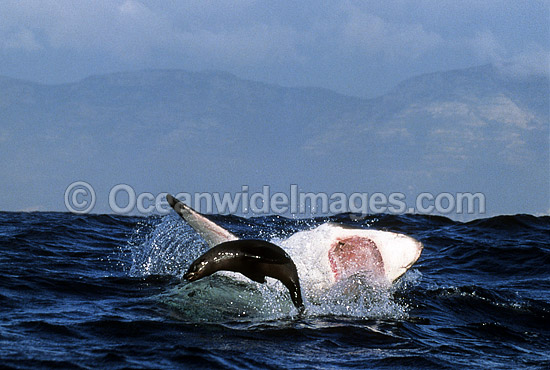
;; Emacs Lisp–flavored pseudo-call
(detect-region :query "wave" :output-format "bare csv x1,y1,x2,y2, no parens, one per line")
1,211,549,369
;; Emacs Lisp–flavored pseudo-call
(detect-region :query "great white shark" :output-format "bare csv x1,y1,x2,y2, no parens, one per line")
166,194,423,296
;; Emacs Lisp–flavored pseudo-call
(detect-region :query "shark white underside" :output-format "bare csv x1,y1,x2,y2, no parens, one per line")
166,194,423,290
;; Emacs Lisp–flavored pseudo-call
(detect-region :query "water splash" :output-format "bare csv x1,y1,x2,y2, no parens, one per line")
126,215,207,277
307,273,409,320
161,275,295,322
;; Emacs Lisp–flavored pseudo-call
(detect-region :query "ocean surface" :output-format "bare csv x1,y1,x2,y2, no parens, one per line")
0,211,548,369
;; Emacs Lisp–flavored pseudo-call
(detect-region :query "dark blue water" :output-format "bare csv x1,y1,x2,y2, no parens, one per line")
0,211,548,369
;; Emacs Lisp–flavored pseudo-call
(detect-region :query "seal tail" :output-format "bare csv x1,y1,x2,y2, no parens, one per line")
166,194,238,247
285,280,304,312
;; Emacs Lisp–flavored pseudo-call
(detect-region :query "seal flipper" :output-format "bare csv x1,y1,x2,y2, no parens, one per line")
286,282,304,312
166,194,238,247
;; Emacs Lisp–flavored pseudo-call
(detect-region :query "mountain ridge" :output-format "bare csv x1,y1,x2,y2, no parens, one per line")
0,64,548,216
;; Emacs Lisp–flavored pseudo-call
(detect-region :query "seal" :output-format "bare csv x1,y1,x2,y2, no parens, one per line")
184,239,304,311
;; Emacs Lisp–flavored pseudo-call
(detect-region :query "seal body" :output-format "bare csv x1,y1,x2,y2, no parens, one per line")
184,239,304,310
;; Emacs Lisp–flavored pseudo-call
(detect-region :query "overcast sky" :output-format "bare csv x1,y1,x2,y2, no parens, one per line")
0,1,548,97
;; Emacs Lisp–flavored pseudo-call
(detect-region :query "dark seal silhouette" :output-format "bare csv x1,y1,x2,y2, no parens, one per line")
184,239,304,311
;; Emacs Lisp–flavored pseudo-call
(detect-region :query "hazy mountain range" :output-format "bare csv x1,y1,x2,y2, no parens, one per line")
0,64,548,218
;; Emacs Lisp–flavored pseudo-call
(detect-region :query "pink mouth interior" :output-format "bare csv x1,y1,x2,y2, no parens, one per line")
328,236,385,281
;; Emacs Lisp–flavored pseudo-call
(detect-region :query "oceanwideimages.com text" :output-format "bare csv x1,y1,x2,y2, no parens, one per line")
64,182,486,216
